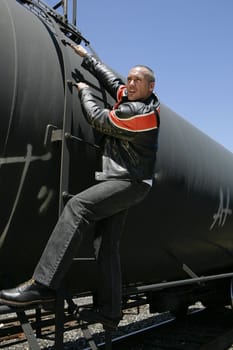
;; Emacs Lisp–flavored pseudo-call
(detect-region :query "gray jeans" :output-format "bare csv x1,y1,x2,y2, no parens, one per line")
33,179,150,317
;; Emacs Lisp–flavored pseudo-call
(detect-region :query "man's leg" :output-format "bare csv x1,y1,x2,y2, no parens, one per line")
0,180,150,306
34,180,150,290
94,210,128,319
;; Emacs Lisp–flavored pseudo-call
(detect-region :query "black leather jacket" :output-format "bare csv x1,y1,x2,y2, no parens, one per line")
79,55,160,182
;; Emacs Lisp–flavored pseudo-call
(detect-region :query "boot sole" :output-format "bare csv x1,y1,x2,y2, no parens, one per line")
0,297,55,308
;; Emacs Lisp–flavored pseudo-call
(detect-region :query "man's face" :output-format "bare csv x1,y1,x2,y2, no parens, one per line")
126,67,155,101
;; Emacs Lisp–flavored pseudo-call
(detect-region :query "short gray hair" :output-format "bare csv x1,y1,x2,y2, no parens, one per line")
132,65,156,83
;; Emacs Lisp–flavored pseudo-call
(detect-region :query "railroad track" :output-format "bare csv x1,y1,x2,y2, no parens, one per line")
1,303,233,349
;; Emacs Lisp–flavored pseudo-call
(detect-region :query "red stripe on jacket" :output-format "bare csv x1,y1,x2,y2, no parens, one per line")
109,110,158,132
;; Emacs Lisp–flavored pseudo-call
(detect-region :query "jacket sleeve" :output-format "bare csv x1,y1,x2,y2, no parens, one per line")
81,55,125,100
79,87,158,139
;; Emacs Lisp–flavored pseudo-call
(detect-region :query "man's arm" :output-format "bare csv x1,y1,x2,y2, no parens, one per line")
70,45,125,100
74,82,134,140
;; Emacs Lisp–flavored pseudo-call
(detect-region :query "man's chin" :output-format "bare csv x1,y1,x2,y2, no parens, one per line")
128,94,137,101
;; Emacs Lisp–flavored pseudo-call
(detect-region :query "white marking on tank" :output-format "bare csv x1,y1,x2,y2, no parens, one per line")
0,144,52,247
210,188,232,230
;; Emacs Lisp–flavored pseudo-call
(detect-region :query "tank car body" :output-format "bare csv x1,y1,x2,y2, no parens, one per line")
0,0,233,314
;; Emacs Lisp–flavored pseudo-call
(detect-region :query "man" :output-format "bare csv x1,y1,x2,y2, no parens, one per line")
0,45,160,330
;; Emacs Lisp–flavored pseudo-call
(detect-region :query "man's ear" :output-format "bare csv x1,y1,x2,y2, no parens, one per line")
149,81,155,92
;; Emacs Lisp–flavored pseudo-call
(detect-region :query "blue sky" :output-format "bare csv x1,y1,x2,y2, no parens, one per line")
46,0,233,153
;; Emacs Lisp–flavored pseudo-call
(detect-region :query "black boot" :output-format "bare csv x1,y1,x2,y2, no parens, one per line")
0,279,56,307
